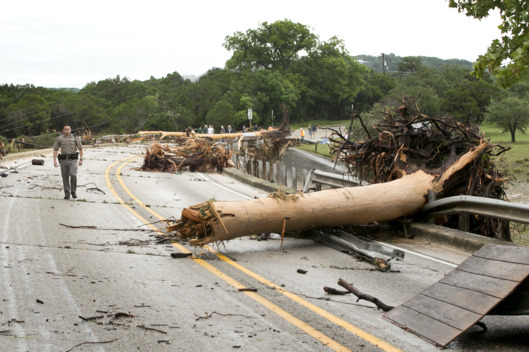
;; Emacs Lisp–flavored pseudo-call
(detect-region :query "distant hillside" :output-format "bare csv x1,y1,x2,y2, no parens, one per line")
182,74,200,82
49,87,81,92
354,54,475,73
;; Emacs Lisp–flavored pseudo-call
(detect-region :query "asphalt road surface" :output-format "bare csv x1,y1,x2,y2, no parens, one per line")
0,144,527,351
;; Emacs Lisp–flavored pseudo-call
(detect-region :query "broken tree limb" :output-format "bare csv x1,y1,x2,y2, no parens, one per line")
166,141,489,246
137,325,167,334
337,278,394,312
65,339,118,352
323,287,350,295
433,141,488,195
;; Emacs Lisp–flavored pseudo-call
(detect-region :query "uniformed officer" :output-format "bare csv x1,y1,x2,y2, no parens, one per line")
53,125,83,199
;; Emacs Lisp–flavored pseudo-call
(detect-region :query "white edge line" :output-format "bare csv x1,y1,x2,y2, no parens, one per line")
196,172,252,199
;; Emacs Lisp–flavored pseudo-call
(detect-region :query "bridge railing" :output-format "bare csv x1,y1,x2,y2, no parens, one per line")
420,193,529,232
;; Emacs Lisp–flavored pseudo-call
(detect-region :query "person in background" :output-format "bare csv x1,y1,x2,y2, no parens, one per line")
196,126,203,134
227,125,233,133
53,125,83,200
308,124,313,138
220,125,226,134
300,128,305,141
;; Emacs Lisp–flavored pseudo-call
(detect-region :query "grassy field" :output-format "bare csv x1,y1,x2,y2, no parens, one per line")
480,123,529,183
292,119,350,157
481,123,529,246
295,142,333,157
289,119,350,131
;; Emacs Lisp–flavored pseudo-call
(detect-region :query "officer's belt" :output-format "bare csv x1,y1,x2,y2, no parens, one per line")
58,152,79,160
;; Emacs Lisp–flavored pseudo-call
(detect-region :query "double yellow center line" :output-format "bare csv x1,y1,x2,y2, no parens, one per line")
105,155,401,352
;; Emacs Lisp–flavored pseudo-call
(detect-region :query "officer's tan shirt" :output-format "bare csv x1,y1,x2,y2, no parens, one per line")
53,134,83,154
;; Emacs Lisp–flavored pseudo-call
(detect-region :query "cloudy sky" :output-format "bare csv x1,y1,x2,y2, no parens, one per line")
1,0,501,88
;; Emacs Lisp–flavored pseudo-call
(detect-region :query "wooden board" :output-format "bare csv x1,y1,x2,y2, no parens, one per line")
439,270,519,298
421,283,500,315
472,244,529,264
383,244,529,347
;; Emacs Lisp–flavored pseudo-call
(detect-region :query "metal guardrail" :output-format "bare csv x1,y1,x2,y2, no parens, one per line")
303,168,529,227
421,195,529,225
302,169,368,193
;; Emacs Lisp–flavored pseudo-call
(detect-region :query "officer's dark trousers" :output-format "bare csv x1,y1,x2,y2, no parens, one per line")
59,159,78,196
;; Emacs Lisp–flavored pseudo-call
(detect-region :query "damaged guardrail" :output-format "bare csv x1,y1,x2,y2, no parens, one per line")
309,229,405,272
421,194,529,225
302,169,368,193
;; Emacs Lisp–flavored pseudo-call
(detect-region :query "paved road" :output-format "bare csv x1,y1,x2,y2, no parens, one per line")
0,144,527,351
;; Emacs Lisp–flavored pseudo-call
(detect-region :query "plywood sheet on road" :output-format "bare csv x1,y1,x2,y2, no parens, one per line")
383,244,529,347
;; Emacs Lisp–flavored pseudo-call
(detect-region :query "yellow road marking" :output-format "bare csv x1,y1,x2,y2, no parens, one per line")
212,249,401,352
106,156,349,350
193,256,350,352
107,156,402,352
104,156,190,254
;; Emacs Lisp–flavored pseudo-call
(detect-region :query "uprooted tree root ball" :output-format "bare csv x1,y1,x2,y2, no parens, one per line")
326,99,511,239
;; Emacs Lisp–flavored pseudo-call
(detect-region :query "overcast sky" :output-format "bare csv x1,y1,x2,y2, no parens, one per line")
1,0,501,88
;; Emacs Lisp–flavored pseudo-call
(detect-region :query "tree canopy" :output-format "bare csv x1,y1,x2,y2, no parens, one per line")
449,0,529,87
223,20,318,72
1,18,526,145
485,93,529,142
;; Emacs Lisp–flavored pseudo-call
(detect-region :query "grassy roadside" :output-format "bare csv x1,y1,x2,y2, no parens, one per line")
295,143,333,157
481,123,529,183
291,120,348,158
481,123,529,246
289,119,350,131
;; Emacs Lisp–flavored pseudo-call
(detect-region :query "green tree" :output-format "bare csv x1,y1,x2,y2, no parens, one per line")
205,100,237,128
485,94,529,142
224,20,318,72
386,65,445,116
449,0,529,87
253,70,299,125
398,57,423,73
223,20,369,123
6,95,50,136
438,65,499,123
354,71,397,112
144,111,178,131
292,37,368,119
302,38,368,117
176,69,236,125
110,96,158,133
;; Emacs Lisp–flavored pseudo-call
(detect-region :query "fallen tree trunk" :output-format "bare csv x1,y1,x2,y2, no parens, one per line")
138,129,280,140
167,143,488,246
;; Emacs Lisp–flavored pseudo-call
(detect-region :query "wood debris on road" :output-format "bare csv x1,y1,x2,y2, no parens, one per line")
140,139,232,173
